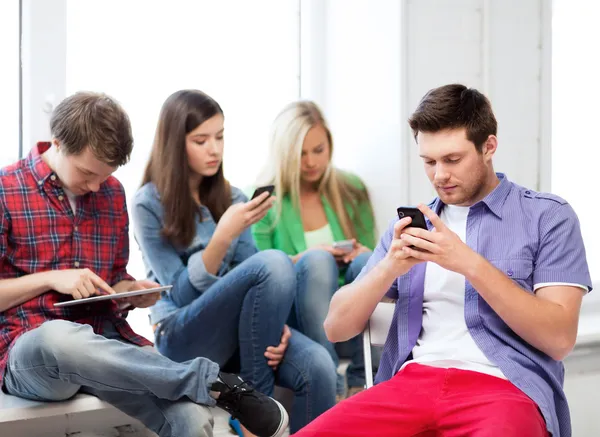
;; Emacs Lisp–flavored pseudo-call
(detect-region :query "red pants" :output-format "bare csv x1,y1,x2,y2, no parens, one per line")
292,363,549,437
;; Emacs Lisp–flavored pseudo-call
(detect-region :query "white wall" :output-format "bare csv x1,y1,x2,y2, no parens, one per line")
0,0,21,167
552,0,600,292
21,0,66,152
19,0,552,240
301,0,550,236
404,0,550,203
301,0,404,236
564,337,600,437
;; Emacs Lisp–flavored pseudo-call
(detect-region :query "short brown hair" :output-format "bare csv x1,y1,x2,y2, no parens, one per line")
408,84,497,151
50,92,133,166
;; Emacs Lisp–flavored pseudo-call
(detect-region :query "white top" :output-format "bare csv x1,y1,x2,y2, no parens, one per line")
304,223,335,249
64,188,77,213
405,204,507,379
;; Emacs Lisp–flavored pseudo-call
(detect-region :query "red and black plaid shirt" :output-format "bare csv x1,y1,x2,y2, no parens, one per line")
0,142,152,383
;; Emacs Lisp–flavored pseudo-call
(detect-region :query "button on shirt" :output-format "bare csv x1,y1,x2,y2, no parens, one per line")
358,174,592,437
0,142,152,385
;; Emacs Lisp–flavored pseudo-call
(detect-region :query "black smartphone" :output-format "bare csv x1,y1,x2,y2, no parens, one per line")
396,207,428,230
251,185,275,202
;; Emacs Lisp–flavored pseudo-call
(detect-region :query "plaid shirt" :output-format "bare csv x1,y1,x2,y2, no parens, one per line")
0,142,152,384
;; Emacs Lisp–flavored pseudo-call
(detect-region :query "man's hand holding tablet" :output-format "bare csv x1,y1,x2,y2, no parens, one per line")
51,270,169,308
117,279,165,309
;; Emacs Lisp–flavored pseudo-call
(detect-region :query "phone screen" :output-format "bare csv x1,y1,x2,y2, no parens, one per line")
396,207,428,230
332,239,354,252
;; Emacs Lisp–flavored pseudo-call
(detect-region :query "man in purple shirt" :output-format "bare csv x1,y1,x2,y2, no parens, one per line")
292,84,591,437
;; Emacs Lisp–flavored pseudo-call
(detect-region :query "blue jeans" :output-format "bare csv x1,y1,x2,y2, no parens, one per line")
292,250,378,394
155,249,336,433
4,319,218,437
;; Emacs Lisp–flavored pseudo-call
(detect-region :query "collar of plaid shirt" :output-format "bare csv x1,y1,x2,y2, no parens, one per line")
0,142,152,384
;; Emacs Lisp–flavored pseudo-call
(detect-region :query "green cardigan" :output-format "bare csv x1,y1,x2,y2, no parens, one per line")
251,173,376,257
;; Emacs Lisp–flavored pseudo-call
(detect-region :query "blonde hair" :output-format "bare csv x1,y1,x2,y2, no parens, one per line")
258,101,370,240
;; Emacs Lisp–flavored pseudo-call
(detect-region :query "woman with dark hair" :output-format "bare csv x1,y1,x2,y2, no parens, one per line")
132,90,336,436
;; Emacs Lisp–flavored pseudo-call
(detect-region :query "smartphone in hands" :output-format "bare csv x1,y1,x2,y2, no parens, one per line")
332,239,354,253
397,207,429,250
396,207,428,230
251,185,275,203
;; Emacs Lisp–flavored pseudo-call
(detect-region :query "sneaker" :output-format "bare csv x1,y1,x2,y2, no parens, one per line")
212,372,288,437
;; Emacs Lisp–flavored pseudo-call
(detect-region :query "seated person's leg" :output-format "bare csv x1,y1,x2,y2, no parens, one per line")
275,327,336,434
293,249,343,394
4,319,284,437
81,387,214,437
155,249,296,398
290,364,440,437
437,369,548,437
4,323,81,402
4,319,217,402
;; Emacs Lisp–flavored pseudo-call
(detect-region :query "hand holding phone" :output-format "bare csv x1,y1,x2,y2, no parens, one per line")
214,186,275,242
383,217,425,277
332,239,354,253
396,206,429,250
396,207,428,230
251,185,275,203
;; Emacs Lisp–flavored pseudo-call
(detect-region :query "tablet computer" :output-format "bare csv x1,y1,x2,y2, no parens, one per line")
53,285,172,307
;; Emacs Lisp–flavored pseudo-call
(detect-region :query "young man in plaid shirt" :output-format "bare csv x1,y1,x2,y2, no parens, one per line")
0,92,289,437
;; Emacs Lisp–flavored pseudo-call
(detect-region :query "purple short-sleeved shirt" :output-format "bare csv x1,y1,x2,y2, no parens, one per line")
359,173,592,437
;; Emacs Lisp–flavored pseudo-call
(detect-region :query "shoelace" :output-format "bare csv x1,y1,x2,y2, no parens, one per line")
220,380,256,415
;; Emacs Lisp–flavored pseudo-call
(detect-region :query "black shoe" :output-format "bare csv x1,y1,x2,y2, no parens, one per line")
212,372,288,437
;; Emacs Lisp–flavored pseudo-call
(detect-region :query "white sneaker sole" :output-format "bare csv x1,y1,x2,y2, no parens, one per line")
269,398,289,437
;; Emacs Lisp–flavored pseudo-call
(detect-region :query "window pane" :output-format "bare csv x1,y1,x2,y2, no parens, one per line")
0,0,21,165
66,0,300,336
552,0,599,285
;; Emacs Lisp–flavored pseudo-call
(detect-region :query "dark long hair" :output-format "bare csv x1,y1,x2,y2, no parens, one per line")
142,90,231,247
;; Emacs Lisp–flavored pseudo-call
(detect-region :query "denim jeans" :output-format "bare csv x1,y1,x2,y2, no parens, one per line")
4,319,218,437
292,250,379,395
154,249,337,433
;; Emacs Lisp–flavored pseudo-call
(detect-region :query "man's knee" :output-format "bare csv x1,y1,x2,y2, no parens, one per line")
5,321,86,401
35,320,91,354
10,320,89,365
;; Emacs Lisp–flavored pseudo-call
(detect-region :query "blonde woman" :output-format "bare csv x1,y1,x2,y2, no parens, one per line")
252,101,376,398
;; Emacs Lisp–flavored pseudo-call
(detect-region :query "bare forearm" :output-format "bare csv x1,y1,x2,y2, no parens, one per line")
325,260,398,342
466,255,578,360
202,234,231,275
0,272,55,312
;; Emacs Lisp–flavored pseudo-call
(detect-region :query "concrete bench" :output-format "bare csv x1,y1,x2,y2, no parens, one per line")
0,386,293,436
0,391,151,436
